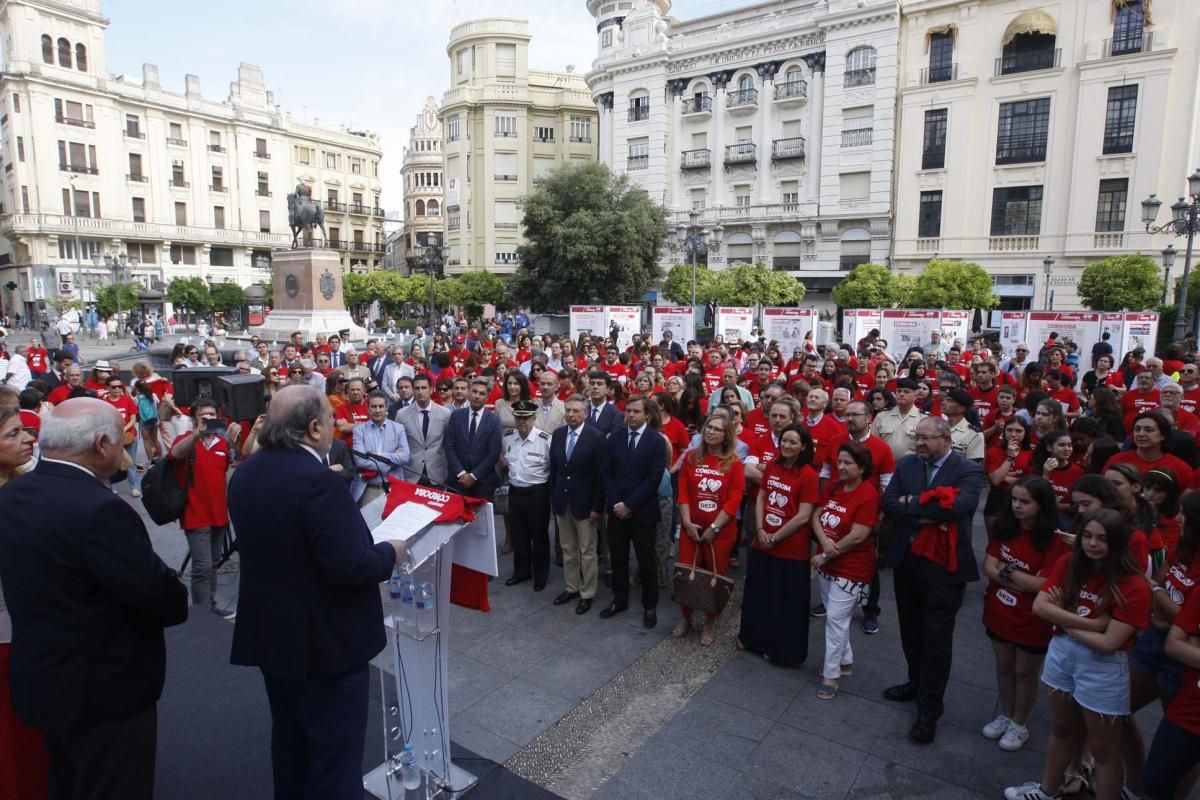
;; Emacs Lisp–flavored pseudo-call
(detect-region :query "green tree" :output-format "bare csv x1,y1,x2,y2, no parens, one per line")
511,162,669,311
832,263,905,309
906,259,999,309
94,281,142,318
1076,254,1163,311
166,277,212,322
712,262,805,306
442,270,505,318
209,282,245,314
660,262,719,306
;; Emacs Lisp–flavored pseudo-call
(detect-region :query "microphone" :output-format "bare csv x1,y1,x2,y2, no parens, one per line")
350,449,395,494
350,450,462,496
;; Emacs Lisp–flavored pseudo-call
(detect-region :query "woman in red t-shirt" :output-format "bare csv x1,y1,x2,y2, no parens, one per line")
811,441,879,699
1035,430,1085,530
1106,411,1195,491
985,416,1034,534
1007,509,1150,800
101,375,142,496
674,412,745,647
1143,587,1200,799
981,476,1067,752
738,423,820,666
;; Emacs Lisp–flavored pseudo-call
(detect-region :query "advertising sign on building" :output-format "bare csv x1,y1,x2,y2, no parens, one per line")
445,177,460,209
1025,312,1103,367
606,305,643,350
879,309,942,355
652,305,695,346
843,309,883,351
1000,311,1028,357
715,307,755,343
569,306,607,344
762,307,817,356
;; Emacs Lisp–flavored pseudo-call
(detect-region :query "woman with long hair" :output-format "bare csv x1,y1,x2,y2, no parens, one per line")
1143,467,1183,571
1102,464,1156,577
1034,430,1085,529
131,373,163,464
1006,509,1150,800
1082,354,1125,399
981,476,1066,752
866,387,895,415
1020,363,1046,399
1086,436,1121,475
493,370,531,436
1031,398,1066,447
1107,412,1195,491
674,411,745,646
1088,386,1126,441
986,416,1035,533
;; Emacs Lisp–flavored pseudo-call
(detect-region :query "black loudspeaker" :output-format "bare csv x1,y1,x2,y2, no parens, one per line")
217,374,266,421
171,367,233,407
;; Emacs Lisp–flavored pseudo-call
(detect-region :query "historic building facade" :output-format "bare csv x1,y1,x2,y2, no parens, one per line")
439,17,598,277
0,0,385,323
400,96,444,270
893,0,1200,311
585,0,900,307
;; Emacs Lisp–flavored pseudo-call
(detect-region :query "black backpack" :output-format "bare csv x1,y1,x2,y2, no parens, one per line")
140,453,193,526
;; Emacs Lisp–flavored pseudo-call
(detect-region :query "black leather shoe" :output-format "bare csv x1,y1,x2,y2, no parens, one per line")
883,681,918,702
533,581,546,592
575,598,593,615
599,602,627,619
553,591,580,606
505,575,530,587
909,714,937,744
643,608,657,628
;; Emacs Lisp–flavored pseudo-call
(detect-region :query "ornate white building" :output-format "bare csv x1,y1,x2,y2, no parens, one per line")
585,0,900,308
0,0,385,323
400,96,444,270
893,0,1200,311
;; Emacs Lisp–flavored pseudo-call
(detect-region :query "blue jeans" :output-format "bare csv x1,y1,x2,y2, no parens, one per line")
1041,634,1131,716
123,442,140,490
1143,716,1200,800
185,526,226,610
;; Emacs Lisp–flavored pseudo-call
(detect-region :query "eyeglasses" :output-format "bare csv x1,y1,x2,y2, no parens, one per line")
289,369,304,375
108,384,124,389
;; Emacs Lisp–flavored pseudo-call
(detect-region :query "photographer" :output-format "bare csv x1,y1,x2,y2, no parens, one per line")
169,400,241,618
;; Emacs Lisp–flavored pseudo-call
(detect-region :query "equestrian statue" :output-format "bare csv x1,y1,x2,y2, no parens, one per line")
287,182,328,248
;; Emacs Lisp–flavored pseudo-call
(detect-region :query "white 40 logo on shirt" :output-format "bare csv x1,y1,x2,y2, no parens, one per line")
767,490,787,507
820,510,842,530
697,477,723,493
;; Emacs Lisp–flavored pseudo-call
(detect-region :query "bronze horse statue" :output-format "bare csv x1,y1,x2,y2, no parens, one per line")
287,183,328,248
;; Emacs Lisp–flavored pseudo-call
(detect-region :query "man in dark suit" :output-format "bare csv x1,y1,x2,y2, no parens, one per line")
228,385,406,800
444,377,503,499
0,398,188,799
549,394,606,614
584,370,622,436
41,350,74,391
599,394,667,628
880,416,985,744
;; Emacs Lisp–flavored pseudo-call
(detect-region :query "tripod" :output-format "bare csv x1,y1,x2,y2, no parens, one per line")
176,525,239,579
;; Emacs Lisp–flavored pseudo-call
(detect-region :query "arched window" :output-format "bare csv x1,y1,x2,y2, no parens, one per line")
415,199,426,216
57,37,71,68
628,89,649,121
75,43,87,71
839,228,872,271
41,35,53,64
845,46,876,87
427,200,440,217
726,232,753,266
773,231,803,271
738,74,754,92
785,66,803,84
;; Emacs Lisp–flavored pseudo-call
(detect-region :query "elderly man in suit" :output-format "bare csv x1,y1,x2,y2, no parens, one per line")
396,373,451,485
535,370,566,433
880,415,985,744
599,394,668,628
444,377,503,499
0,398,188,798
549,394,606,614
229,385,407,800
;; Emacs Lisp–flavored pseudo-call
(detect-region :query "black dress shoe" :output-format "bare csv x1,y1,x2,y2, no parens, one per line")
553,591,580,606
575,598,593,615
643,608,657,628
533,582,546,592
883,681,918,702
599,602,627,619
909,714,937,744
505,575,531,587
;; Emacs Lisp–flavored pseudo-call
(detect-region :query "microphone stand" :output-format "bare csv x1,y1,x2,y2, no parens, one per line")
350,450,464,497
350,449,395,495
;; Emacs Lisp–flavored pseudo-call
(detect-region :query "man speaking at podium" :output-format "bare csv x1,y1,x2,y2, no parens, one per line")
229,385,408,800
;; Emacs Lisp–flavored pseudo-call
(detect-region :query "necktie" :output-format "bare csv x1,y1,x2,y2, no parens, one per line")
592,406,600,423
566,429,577,460
924,461,935,488
628,431,638,453
469,411,478,441
422,409,430,439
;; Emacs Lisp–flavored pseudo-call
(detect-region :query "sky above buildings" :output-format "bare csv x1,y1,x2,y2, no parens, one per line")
104,0,752,226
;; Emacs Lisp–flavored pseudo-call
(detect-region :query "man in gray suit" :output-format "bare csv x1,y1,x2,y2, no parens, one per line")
535,371,566,433
396,373,450,485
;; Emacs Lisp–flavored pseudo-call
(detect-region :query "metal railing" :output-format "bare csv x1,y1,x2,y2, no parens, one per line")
996,47,1061,76
168,179,190,188
165,137,187,146
325,200,347,212
124,128,144,139
996,133,1048,165
680,149,711,169
841,128,873,148
726,88,758,108
724,143,757,165
256,189,272,197
209,184,226,192
772,256,801,271
920,63,958,84
681,95,711,114
771,137,805,160
774,80,807,100
60,164,98,174
845,68,875,87
126,173,148,182
628,106,650,122
626,155,649,170
348,203,370,214
56,115,94,128
494,173,518,181
207,144,225,153
254,150,271,159
1105,30,1153,57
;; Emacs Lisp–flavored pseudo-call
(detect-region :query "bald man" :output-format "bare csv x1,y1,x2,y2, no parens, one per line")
0,398,188,799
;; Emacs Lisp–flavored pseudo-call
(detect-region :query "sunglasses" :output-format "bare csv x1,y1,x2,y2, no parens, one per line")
268,371,279,377
108,384,124,389
289,369,304,375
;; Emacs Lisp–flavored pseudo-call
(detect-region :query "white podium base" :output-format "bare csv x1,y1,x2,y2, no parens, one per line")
363,760,477,799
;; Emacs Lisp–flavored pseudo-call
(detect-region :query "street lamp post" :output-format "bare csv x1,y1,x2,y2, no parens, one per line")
1042,256,1055,309
95,251,134,338
1162,245,1177,306
666,210,723,308
416,233,443,329
1143,168,1200,341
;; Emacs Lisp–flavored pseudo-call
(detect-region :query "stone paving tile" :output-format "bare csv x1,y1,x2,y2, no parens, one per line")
445,652,511,716
461,624,560,676
524,647,628,703
846,755,990,800
716,773,810,800
446,718,522,765
694,651,805,721
740,723,869,799
612,735,740,799
654,696,775,765
457,675,577,748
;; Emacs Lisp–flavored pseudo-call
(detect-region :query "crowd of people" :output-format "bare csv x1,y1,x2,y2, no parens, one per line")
0,317,1199,799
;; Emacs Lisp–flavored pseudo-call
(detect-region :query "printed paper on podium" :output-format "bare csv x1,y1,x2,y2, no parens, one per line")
370,502,441,565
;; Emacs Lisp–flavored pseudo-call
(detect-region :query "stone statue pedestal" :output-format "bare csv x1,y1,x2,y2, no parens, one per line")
249,249,366,342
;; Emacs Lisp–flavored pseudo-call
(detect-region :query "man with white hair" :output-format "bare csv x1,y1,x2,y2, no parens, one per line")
0,398,188,798
1144,356,1172,389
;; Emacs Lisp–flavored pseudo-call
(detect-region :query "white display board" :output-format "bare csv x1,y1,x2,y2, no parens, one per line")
1000,311,1028,357
652,305,695,345
940,310,972,349
1120,312,1159,358
843,309,883,350
715,307,755,343
1025,312,1104,368
762,308,817,356
606,305,642,350
569,306,608,344
880,309,942,356
1100,313,1126,361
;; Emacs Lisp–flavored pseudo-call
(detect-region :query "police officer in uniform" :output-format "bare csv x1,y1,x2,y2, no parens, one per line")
501,400,553,591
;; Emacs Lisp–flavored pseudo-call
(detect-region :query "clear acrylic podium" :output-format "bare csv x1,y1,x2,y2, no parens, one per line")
360,495,498,799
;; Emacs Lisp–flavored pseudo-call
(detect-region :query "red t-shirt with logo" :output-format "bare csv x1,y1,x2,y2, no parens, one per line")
749,430,781,468
702,368,724,396
984,531,1069,648
1046,462,1086,512
102,393,138,428
1042,552,1151,649
677,452,745,540
1181,385,1200,415
822,432,896,492
969,385,1001,430
755,461,820,561
1105,451,1194,495
815,480,879,584
744,407,771,441
1165,589,1200,735
600,360,628,385
335,401,369,446
985,447,1033,487
803,413,846,469
27,346,49,373
1121,388,1162,430
172,433,231,530
1047,387,1081,415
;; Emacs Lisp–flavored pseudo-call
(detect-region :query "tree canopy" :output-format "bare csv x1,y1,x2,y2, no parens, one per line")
511,162,668,311
660,262,719,306
906,259,998,309
712,263,805,306
166,277,212,317
209,282,245,314
441,270,505,318
1076,254,1163,312
93,281,142,318
832,263,908,309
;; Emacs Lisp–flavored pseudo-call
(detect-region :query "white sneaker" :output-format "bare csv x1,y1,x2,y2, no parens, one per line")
131,489,142,498
999,724,1030,751
982,713,1010,739
1004,784,1060,800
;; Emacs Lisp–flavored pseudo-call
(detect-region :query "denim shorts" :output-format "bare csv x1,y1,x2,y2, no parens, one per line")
1041,634,1131,716
1128,625,1184,696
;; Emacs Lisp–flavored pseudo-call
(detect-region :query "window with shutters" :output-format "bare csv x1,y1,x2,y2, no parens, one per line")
210,247,233,267
840,172,870,201
495,114,517,137
918,191,943,237
570,116,591,142
213,206,225,229
174,202,187,226
170,245,196,265
996,98,1050,164
842,107,873,148
494,152,518,181
1103,85,1137,154
1095,178,1128,232
447,115,460,142
131,197,146,223
259,210,270,233
922,109,948,169
627,138,649,170
496,44,516,77
990,186,1043,236
845,46,876,86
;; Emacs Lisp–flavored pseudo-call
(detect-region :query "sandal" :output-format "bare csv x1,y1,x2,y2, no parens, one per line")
672,618,690,639
816,682,838,700
700,622,716,647
840,662,854,676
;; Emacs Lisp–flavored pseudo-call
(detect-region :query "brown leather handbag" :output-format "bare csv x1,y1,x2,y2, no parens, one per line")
671,542,734,615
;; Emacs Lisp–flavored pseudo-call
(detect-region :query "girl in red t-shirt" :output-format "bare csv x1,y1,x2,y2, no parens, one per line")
1142,467,1183,570
985,416,1034,533
1035,430,1085,530
1008,509,1150,800
811,440,880,699
738,423,821,666
981,476,1068,752
1143,588,1200,799
675,413,745,646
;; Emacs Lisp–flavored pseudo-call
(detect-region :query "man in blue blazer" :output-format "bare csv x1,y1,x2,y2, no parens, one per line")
880,416,985,745
549,394,606,614
444,377,503,498
583,370,622,436
599,394,668,628
228,385,406,800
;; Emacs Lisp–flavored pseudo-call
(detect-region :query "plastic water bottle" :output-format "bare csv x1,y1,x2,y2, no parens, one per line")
397,569,416,635
415,582,435,635
400,743,421,790
388,568,403,599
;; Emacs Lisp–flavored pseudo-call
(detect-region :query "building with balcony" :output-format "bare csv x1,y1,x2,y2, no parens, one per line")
400,96,444,271
585,0,899,309
893,0,1200,311
0,0,385,323
439,18,598,277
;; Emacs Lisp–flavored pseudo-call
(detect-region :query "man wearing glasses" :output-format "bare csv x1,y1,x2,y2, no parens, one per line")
1178,363,1200,415
1001,343,1031,381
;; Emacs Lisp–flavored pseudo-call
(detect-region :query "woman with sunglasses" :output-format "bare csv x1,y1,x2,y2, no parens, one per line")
101,375,141,496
